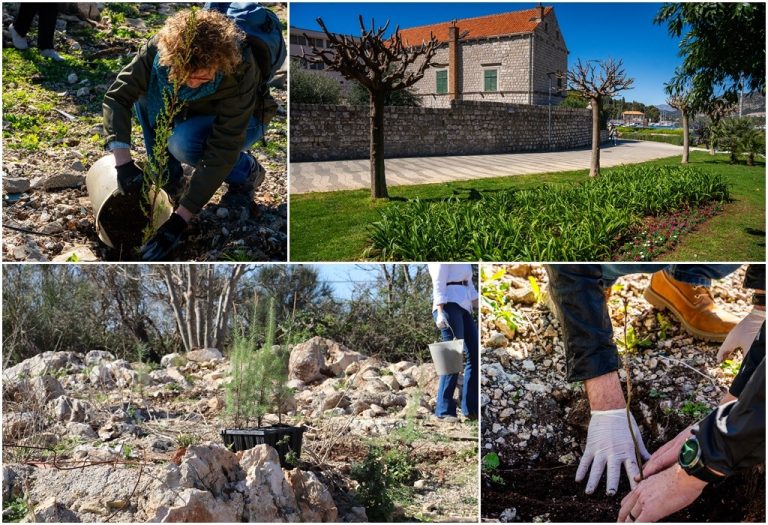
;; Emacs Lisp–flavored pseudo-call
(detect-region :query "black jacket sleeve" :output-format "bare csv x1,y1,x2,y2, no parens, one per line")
546,265,619,382
743,264,765,291
695,356,765,477
729,322,765,397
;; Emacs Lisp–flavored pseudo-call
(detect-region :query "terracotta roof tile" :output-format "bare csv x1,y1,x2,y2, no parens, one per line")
399,6,553,46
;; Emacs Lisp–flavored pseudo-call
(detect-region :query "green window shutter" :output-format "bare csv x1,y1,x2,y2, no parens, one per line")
436,70,448,94
484,69,497,92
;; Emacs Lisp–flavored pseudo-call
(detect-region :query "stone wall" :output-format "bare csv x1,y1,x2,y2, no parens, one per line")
290,100,593,162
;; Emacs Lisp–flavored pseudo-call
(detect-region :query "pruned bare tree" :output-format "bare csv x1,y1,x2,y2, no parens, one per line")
305,16,440,198
667,89,694,164
567,58,634,177
157,265,247,352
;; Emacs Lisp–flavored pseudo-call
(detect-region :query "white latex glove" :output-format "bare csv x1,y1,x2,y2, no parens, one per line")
716,308,765,362
435,310,450,330
576,409,651,496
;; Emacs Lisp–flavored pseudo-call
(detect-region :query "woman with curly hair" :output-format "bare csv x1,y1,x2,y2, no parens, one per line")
103,7,277,261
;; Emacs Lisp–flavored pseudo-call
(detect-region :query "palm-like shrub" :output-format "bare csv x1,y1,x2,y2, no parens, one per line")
714,117,766,165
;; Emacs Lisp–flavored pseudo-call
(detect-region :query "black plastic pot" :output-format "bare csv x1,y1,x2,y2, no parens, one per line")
220,424,305,468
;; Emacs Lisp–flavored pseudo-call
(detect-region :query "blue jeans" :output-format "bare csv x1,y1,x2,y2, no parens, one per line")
134,97,264,185
432,303,478,418
600,264,742,288
547,264,743,382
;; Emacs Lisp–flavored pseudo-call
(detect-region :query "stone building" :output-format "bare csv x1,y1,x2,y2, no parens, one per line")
399,5,568,107
290,27,356,92
622,110,647,126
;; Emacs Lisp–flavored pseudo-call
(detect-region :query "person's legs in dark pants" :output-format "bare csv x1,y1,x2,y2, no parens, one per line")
459,307,478,418
35,3,59,50
12,3,39,37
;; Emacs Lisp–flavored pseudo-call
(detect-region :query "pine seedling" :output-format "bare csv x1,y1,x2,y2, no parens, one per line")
140,8,199,243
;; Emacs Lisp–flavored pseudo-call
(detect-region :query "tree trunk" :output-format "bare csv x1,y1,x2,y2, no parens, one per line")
370,91,388,199
681,111,689,164
590,98,601,177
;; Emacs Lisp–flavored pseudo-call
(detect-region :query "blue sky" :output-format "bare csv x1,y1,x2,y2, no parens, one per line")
291,2,684,105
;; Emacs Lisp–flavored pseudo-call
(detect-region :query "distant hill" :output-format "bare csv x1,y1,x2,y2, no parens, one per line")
654,92,765,118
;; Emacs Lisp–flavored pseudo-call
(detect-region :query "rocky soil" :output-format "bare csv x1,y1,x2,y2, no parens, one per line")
2,336,477,523
480,264,765,522
2,3,288,261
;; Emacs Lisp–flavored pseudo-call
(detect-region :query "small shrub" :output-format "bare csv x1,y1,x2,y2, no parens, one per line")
351,444,416,521
290,61,341,105
176,433,198,448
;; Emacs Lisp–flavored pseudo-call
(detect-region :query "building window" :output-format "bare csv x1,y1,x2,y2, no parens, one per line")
484,68,498,92
436,69,448,94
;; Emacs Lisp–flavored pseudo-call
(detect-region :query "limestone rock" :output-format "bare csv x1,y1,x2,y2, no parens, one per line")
52,245,98,262
286,469,338,522
2,412,37,439
178,445,243,497
84,350,115,367
241,445,300,522
31,375,65,404
30,497,80,522
160,353,186,368
162,488,242,523
325,340,365,376
32,173,85,190
289,338,326,383
3,351,82,382
4,177,30,193
186,348,223,363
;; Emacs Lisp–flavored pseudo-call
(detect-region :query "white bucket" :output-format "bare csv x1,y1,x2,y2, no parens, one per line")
429,338,464,375
85,155,172,248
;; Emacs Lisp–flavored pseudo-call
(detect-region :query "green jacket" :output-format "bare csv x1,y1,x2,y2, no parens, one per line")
103,37,273,214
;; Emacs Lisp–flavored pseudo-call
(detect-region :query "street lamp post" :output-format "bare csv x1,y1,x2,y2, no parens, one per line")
547,72,557,151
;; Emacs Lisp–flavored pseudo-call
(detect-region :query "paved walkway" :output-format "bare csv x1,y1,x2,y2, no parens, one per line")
290,140,685,194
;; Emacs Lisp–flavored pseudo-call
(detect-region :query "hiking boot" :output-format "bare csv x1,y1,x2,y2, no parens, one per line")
643,270,739,342
219,153,266,210
9,24,28,50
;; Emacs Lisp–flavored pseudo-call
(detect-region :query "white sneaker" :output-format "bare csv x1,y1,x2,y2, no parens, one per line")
9,24,28,50
39,48,64,62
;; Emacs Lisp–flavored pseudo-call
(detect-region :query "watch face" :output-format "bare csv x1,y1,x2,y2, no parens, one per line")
680,437,700,467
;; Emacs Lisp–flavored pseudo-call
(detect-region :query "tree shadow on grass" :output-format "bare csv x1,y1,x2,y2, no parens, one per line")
389,186,522,204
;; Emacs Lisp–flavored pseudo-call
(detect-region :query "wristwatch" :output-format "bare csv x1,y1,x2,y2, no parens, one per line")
678,435,724,484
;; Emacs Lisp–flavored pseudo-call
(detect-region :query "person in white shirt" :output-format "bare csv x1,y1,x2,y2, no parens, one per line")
428,263,479,420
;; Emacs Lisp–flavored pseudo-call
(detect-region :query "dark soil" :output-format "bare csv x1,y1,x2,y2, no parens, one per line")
97,191,149,259
483,464,765,522
482,380,767,522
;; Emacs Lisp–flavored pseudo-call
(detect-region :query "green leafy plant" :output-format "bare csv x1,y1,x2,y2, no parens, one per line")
482,452,505,485
528,276,543,304
679,400,710,419
350,444,416,522
656,312,673,340
720,358,742,377
3,496,29,522
617,325,653,352
481,267,524,337
369,165,730,261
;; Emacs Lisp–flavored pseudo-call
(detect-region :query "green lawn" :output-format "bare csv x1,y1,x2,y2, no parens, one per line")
290,151,764,261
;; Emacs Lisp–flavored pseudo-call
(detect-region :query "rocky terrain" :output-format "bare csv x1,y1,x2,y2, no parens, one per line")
480,264,765,522
2,337,477,522
2,3,288,261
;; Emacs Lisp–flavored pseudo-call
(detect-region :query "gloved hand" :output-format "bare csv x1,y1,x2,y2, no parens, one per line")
716,308,765,362
435,310,450,330
115,160,144,195
140,213,187,261
576,409,651,495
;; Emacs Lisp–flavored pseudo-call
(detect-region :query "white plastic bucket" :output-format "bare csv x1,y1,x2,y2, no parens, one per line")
85,155,172,248
429,338,464,375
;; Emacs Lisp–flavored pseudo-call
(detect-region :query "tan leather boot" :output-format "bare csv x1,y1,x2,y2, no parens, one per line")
643,270,738,342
